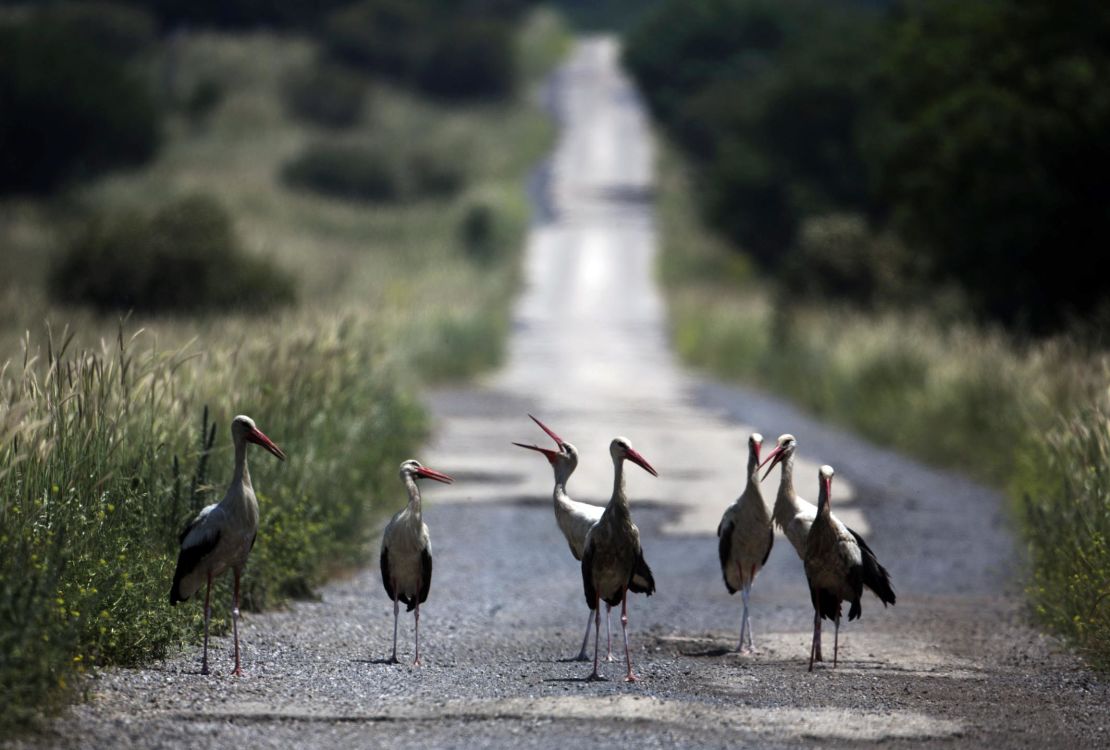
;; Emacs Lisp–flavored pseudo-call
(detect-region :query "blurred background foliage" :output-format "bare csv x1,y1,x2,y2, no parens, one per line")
624,0,1110,334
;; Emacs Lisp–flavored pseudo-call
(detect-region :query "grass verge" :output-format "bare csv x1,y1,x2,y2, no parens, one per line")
656,147,1110,668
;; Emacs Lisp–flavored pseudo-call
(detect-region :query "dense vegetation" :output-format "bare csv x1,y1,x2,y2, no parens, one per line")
0,0,566,732
634,0,1110,668
625,0,1110,334
50,195,296,313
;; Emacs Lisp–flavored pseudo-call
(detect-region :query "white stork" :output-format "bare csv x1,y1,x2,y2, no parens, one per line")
380,459,453,666
581,437,658,682
717,432,772,653
803,465,896,671
169,414,286,676
513,414,613,661
760,435,895,665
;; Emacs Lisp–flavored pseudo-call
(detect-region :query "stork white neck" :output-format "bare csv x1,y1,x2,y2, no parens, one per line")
772,450,798,528
232,435,252,490
404,473,423,519
609,454,629,515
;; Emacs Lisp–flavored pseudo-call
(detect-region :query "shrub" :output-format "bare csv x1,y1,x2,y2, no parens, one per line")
49,195,296,313
284,63,367,129
37,1,157,59
417,20,516,101
182,78,225,123
282,142,465,203
778,213,916,310
322,0,432,80
0,18,161,195
282,143,403,202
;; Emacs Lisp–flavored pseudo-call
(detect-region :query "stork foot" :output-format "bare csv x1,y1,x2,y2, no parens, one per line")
585,671,607,682
624,672,639,683
386,656,400,665
413,659,422,667
229,667,243,677
572,650,590,662
604,652,616,663
200,664,210,676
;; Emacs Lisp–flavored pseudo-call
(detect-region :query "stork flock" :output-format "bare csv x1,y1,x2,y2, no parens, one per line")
169,414,894,680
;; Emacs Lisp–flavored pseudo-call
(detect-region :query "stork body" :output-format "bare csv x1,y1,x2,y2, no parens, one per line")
380,459,453,666
760,436,896,667
581,438,658,682
514,416,613,661
717,433,772,652
169,415,286,676
804,466,895,671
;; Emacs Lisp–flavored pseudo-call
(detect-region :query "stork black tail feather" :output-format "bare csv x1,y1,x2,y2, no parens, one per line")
629,551,656,596
850,528,896,607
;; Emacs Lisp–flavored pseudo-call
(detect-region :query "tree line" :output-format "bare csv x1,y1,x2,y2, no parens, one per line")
624,0,1110,334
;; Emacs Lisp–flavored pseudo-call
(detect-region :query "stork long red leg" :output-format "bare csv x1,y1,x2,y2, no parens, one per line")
808,609,819,672
605,604,614,662
833,616,840,668
390,588,400,664
588,595,603,681
413,600,422,667
201,570,213,676
620,588,637,682
575,609,592,661
231,567,243,677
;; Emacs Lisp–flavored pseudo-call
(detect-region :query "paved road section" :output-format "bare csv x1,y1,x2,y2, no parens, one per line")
12,38,1106,749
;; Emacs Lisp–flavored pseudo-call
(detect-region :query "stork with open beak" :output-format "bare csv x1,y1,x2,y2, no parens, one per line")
717,432,773,653
380,459,453,666
760,435,895,665
513,415,613,661
581,437,658,681
169,414,286,676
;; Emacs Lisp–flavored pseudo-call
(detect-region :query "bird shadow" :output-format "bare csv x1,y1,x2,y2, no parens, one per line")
679,647,732,658
543,675,608,684
350,657,402,666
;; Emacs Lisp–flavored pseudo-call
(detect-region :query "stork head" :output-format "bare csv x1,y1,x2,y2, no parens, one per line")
817,464,835,512
758,433,796,481
748,432,763,463
610,437,659,477
231,414,286,461
400,459,454,485
512,415,578,477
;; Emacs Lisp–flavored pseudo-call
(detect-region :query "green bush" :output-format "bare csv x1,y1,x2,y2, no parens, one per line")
49,195,296,314
0,18,161,195
282,142,465,203
779,213,916,310
322,0,432,80
417,20,516,100
284,63,367,129
37,1,157,59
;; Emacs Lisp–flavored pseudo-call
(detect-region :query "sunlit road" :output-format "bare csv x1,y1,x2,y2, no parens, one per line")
17,38,1107,750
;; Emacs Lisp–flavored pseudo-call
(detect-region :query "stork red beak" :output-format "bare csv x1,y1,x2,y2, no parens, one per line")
246,427,286,461
415,466,454,484
512,441,560,465
824,475,833,500
758,445,784,481
529,414,565,447
626,447,659,477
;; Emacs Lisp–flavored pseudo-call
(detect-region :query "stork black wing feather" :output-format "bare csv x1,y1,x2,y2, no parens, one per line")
169,529,220,606
848,527,896,606
581,543,598,610
418,547,433,605
629,549,656,596
717,521,737,594
380,545,395,602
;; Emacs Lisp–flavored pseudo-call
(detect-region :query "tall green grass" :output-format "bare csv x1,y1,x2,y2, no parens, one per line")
0,318,424,728
657,148,1110,666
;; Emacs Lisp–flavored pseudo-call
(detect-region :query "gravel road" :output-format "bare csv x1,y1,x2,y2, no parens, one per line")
12,37,1107,749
